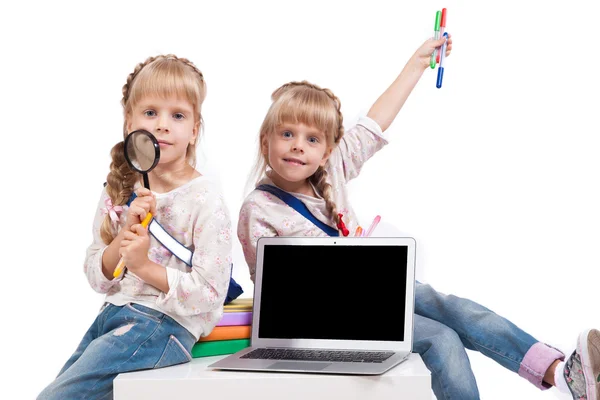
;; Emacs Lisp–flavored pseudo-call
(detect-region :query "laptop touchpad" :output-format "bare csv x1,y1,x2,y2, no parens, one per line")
268,361,331,371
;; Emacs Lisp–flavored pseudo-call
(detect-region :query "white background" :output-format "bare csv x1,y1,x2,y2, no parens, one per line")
2,0,599,399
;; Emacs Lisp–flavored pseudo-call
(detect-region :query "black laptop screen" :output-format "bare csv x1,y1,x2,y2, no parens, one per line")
258,244,408,342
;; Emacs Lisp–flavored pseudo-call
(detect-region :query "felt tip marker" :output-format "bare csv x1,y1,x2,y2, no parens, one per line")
430,10,442,69
436,32,449,88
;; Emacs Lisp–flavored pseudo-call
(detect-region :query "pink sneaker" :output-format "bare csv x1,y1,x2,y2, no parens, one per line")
564,329,600,399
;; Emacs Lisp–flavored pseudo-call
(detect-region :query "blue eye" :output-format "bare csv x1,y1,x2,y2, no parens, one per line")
173,113,185,120
308,137,319,144
144,110,156,117
282,131,293,138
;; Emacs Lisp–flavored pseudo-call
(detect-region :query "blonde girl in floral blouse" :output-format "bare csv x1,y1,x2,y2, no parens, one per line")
39,54,232,400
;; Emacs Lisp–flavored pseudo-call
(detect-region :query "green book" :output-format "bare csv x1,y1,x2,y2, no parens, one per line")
191,338,250,358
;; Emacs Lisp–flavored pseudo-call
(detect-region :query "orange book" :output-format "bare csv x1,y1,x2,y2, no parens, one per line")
199,325,252,342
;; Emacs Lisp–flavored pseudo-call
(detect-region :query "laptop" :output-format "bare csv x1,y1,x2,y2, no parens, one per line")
208,236,416,375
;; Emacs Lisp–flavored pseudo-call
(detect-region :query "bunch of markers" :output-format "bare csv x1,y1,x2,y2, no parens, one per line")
191,298,253,358
337,214,381,237
431,8,449,88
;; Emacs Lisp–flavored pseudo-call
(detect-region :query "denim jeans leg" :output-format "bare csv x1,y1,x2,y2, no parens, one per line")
415,282,563,389
414,314,480,400
55,304,120,378
38,303,195,400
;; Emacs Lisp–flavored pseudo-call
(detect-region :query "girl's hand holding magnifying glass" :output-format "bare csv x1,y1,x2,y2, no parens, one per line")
124,188,156,232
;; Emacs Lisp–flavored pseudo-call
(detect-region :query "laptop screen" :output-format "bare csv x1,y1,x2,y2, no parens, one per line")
258,244,408,342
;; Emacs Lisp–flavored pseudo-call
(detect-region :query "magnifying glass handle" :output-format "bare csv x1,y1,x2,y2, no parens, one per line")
113,212,154,278
113,257,127,279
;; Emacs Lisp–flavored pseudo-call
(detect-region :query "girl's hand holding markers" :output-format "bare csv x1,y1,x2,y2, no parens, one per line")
411,34,453,70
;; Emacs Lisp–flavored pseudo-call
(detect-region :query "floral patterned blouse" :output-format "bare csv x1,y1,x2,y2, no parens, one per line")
84,176,232,340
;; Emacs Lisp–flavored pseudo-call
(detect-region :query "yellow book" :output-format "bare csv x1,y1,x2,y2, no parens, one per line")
223,298,253,312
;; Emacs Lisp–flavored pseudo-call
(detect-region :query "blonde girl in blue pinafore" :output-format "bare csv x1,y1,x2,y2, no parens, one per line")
237,36,600,400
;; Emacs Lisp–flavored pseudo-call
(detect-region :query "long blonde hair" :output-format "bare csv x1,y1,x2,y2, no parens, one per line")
251,80,345,225
100,54,206,245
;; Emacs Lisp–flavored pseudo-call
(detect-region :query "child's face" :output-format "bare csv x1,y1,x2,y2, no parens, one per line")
263,122,332,185
126,95,198,166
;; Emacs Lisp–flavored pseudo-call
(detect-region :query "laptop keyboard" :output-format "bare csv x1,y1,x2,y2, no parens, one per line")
241,348,395,363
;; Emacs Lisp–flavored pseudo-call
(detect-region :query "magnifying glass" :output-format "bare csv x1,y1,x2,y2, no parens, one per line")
113,129,160,278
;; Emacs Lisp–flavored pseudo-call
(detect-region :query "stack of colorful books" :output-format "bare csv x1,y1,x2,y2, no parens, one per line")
191,298,253,358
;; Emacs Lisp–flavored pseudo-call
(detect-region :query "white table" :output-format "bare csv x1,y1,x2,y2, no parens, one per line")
114,353,432,399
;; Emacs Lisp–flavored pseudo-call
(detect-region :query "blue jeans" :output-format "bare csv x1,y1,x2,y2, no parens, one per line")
413,282,561,400
38,303,196,400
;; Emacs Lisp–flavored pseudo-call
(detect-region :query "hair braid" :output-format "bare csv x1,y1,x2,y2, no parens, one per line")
309,167,340,225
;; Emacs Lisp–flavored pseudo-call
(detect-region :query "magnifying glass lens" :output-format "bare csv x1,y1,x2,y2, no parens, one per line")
124,130,160,173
